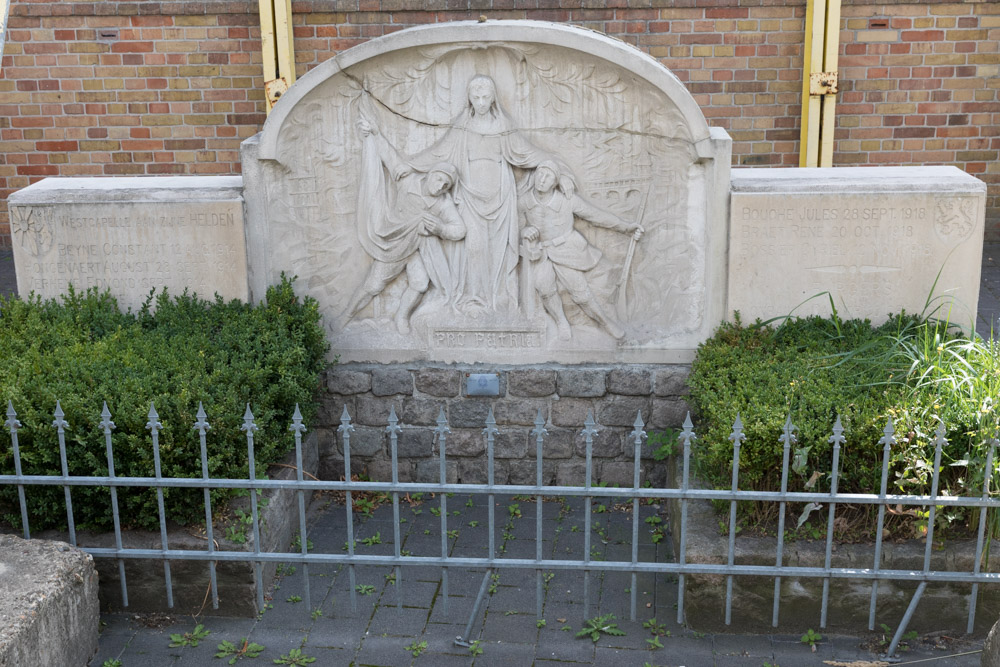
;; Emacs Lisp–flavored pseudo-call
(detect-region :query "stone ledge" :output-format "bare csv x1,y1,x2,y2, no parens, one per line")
0,535,99,667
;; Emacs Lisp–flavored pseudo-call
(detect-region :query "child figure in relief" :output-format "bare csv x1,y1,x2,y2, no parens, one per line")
518,161,644,340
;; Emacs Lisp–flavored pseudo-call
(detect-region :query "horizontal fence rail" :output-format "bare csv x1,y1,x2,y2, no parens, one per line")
2,400,999,658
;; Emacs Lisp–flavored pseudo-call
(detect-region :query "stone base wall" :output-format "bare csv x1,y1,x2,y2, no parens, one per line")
313,363,691,488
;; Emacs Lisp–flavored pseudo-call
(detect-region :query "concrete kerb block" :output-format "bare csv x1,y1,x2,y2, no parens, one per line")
0,535,99,667
983,617,1000,666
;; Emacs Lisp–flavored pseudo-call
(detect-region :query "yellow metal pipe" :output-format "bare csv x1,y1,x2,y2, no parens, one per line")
799,0,825,167
258,0,278,113
819,0,841,167
274,0,296,89
0,0,11,71
259,0,295,113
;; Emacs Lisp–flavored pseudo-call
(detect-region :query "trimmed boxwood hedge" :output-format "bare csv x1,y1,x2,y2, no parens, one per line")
688,312,1000,536
0,276,328,532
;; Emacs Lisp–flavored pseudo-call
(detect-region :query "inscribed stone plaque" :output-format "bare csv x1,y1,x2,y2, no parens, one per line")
8,177,248,311
728,167,986,325
242,21,732,364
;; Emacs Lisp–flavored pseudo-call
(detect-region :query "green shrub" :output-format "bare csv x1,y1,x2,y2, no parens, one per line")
0,276,329,532
688,315,908,513
691,307,1000,538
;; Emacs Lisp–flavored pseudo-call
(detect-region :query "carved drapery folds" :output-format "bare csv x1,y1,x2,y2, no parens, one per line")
247,23,731,363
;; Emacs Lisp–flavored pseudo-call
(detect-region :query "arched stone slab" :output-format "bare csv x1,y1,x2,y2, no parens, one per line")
242,20,731,364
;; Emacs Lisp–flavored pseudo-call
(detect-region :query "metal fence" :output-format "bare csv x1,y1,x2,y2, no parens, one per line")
3,399,1000,659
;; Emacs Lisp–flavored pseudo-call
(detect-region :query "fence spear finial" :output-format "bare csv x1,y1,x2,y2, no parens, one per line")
829,414,845,448
5,401,20,432
483,406,498,437
290,404,306,434
338,405,355,434
146,403,162,432
52,401,68,430
879,417,895,449
194,402,211,433
582,410,599,439
531,408,547,440
100,402,115,433
630,411,647,448
241,403,257,433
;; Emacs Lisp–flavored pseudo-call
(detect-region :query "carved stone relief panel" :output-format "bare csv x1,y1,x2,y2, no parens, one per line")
244,22,731,363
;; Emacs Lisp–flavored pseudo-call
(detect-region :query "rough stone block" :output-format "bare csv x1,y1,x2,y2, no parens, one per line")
507,459,556,486
509,370,557,397
372,368,413,396
527,428,574,459
316,394,354,428
606,368,652,395
446,430,485,457
494,430,528,459
458,459,487,484
414,369,461,397
556,462,587,487
551,397,595,427
397,428,434,458
556,369,607,397
574,429,622,458
597,396,652,427
327,368,372,395
367,460,394,482
415,459,457,484
0,535,99,667
494,399,547,426
650,398,690,429
450,399,492,428
653,367,690,397
342,425,384,458
355,397,397,426
599,461,636,488
402,398,445,426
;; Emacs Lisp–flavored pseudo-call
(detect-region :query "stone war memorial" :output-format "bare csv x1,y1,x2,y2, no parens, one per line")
3,19,995,639
8,21,986,448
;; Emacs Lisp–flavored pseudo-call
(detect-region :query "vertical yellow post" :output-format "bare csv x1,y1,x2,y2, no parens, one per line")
0,0,11,69
259,0,296,114
274,0,296,90
799,0,825,167
818,0,841,167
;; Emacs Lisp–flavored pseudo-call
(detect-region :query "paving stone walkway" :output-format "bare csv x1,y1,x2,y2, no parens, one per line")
89,494,984,667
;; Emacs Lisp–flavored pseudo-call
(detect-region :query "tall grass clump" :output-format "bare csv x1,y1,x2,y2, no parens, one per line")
689,306,999,540
0,276,329,532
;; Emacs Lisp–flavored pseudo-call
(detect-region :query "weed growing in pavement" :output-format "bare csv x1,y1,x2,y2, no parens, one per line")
273,648,316,665
576,614,626,643
168,624,210,648
215,638,265,664
404,640,427,657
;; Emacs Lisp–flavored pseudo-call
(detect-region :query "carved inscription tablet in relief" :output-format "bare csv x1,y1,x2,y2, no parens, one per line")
9,178,248,311
248,23,732,364
728,167,986,325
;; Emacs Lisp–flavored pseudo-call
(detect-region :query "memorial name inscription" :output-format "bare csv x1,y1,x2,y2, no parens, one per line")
431,328,544,350
728,169,985,326
9,178,249,311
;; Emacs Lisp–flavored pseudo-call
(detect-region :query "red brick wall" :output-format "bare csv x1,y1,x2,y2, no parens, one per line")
1,0,998,249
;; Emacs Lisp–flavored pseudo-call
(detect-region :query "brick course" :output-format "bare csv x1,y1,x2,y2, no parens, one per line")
1,0,998,248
